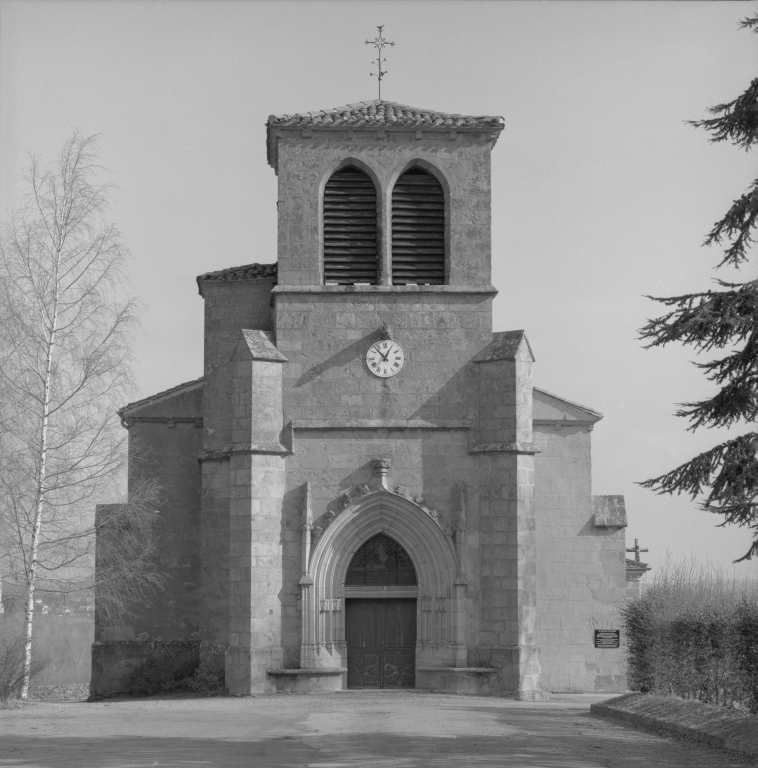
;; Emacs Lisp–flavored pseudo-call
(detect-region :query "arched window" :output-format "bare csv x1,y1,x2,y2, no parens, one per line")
323,166,378,285
346,533,417,586
391,167,445,285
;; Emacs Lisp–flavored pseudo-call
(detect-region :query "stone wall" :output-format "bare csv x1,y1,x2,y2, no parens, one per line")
533,425,626,692
275,289,493,425
96,419,202,645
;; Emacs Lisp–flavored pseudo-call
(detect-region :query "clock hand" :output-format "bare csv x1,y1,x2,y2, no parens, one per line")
378,347,390,362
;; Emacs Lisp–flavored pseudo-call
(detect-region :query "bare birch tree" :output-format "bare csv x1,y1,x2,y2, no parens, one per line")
0,132,162,700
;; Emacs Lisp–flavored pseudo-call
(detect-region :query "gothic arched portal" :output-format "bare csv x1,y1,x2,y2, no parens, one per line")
300,491,466,679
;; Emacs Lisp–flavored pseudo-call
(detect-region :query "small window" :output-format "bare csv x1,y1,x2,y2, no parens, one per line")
391,167,445,285
346,533,417,586
323,166,379,285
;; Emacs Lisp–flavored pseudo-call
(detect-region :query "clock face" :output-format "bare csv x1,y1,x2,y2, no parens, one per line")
366,340,404,378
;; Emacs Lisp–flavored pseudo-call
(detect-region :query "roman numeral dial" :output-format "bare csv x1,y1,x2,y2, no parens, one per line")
366,340,405,378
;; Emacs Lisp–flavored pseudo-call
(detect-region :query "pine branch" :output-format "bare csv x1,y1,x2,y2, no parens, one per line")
704,179,758,267
688,77,758,150
639,281,758,352
694,332,758,386
640,433,758,561
676,376,758,430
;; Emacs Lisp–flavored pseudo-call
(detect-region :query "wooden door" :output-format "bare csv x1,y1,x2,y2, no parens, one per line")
346,599,416,689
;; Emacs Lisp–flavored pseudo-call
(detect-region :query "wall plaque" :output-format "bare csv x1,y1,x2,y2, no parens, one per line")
594,629,620,649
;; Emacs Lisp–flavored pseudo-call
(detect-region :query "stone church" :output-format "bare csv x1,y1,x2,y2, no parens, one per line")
91,100,628,698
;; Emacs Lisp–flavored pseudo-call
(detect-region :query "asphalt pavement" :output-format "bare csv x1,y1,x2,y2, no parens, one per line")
0,691,755,767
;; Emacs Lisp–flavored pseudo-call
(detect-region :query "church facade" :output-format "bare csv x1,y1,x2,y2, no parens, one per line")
91,100,627,698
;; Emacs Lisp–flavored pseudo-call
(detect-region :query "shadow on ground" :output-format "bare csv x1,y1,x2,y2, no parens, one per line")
0,732,612,768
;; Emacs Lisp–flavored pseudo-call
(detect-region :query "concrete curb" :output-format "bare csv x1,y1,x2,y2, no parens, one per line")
590,693,758,758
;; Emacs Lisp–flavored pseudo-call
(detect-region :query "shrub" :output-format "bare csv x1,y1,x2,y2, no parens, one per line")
125,647,199,696
0,609,48,705
623,558,758,713
187,660,224,693
124,644,225,696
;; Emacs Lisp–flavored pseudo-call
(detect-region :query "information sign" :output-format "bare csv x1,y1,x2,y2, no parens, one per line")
594,629,620,649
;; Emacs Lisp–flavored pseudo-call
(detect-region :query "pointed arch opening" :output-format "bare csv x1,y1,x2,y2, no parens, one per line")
323,166,379,285
300,492,467,673
391,167,445,285
346,533,418,586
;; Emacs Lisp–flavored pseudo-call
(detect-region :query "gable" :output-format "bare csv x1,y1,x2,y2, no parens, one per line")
533,387,603,426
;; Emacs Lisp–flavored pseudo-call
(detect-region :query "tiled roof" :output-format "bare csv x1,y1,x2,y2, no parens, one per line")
196,263,277,294
198,263,277,282
266,100,504,169
267,99,504,129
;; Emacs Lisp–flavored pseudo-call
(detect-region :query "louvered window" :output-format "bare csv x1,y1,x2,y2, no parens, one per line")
391,168,445,285
323,166,378,285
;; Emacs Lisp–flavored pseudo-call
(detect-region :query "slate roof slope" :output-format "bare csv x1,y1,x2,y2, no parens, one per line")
533,387,603,424
118,377,204,418
196,263,277,295
267,99,504,129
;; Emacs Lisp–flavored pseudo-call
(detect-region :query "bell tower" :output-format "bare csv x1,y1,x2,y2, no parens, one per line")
267,100,503,288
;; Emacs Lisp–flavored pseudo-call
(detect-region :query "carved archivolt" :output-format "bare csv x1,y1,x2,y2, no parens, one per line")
313,484,449,543
300,489,464,669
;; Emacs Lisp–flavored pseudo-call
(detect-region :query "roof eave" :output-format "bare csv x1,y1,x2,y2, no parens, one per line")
532,387,604,422
266,121,504,172
118,377,205,418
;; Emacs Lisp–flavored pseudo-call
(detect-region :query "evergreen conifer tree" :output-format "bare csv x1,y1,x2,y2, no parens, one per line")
639,16,758,561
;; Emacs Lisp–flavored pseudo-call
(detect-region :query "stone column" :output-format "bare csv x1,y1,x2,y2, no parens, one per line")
226,330,289,695
453,482,469,667
472,331,546,699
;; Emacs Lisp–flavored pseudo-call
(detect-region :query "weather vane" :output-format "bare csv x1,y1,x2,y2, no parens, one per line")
365,25,394,100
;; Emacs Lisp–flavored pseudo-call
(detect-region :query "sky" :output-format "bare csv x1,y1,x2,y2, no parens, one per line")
0,0,756,578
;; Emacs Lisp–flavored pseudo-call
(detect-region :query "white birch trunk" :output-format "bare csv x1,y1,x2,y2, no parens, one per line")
20,249,60,701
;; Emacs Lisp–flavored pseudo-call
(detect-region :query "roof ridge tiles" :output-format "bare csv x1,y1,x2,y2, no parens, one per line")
196,263,278,296
197,262,277,281
266,99,504,130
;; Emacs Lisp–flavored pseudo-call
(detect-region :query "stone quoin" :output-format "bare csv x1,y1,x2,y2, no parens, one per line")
91,99,628,697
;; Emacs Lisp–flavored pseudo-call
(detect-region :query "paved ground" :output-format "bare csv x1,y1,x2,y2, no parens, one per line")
0,691,756,768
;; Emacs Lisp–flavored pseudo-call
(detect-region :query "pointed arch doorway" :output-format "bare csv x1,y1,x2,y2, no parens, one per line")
301,490,466,686
344,533,417,689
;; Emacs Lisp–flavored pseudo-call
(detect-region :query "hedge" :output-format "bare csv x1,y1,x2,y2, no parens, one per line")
623,562,758,714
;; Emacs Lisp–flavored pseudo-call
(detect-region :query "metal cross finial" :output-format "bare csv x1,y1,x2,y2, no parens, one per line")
626,538,649,562
365,25,395,100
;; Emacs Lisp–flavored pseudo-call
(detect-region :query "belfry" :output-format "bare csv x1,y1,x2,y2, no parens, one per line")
92,100,628,697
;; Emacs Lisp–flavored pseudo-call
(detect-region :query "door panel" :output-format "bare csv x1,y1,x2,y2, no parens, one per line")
381,600,416,688
346,599,416,689
346,601,381,688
